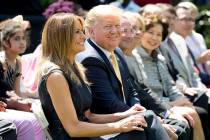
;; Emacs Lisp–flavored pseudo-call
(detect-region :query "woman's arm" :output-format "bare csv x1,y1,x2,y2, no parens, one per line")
14,59,22,97
46,72,145,137
14,59,38,98
85,104,146,124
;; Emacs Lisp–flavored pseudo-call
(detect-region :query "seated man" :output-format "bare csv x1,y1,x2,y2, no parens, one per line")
77,4,189,140
160,5,210,139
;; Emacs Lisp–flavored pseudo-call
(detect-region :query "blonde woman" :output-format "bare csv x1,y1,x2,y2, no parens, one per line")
38,12,150,140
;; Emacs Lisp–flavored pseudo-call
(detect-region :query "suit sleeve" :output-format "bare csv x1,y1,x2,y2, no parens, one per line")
129,73,170,118
125,77,141,106
82,57,130,114
115,48,140,107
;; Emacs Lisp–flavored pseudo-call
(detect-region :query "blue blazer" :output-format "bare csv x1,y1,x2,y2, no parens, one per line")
77,39,139,114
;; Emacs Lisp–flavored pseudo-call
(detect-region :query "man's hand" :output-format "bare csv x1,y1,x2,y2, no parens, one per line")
130,104,146,112
170,97,193,107
183,87,198,96
162,123,178,140
197,50,210,64
121,104,146,118
169,106,195,128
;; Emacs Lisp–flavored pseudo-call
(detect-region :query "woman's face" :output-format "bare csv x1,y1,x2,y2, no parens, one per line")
140,24,163,54
70,19,86,55
7,30,27,55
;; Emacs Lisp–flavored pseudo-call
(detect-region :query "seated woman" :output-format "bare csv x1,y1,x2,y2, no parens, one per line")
38,13,150,140
0,18,46,140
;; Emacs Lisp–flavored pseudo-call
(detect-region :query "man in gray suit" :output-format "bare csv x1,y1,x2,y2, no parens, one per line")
160,5,210,139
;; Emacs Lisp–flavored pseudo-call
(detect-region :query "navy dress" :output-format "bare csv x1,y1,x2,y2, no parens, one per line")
38,66,146,140
38,67,94,140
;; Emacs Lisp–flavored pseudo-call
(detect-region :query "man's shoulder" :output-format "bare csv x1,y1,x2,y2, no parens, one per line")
192,31,203,38
76,40,106,68
191,31,205,43
76,40,100,63
169,32,186,46
160,39,171,54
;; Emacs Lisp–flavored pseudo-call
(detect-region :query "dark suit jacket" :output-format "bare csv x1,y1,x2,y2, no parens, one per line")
77,40,192,139
77,39,168,117
78,39,139,114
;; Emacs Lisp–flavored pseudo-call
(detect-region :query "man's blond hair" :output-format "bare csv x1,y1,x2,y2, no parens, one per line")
85,5,122,29
177,2,198,18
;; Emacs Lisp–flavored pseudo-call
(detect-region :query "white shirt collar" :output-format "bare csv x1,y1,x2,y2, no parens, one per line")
90,39,112,60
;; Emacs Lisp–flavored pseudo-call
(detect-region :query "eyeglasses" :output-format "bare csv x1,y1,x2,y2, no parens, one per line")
121,28,133,34
121,27,142,35
177,17,195,22
132,26,142,35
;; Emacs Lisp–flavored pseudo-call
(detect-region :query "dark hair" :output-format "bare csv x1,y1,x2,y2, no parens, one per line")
143,14,168,40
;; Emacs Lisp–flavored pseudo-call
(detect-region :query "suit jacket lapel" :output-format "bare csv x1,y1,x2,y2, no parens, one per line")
87,39,121,83
166,37,189,77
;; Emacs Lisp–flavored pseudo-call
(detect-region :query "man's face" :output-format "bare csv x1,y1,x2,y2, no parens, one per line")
90,15,121,52
174,8,195,37
162,12,176,31
119,19,134,51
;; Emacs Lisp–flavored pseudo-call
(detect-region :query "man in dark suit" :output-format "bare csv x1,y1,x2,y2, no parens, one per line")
77,4,191,140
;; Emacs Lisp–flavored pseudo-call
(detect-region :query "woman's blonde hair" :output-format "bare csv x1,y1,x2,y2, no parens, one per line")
40,13,85,84
122,11,145,32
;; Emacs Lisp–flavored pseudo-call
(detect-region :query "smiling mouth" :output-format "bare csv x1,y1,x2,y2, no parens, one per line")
148,42,159,46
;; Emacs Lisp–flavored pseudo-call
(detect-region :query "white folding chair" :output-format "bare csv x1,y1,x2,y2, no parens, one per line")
32,101,52,140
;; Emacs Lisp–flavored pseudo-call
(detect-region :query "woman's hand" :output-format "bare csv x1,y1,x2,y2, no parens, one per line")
0,101,6,112
117,114,147,133
6,97,32,112
5,91,32,112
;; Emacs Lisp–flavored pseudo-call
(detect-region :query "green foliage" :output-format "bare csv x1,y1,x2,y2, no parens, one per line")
40,0,54,9
195,6,210,48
